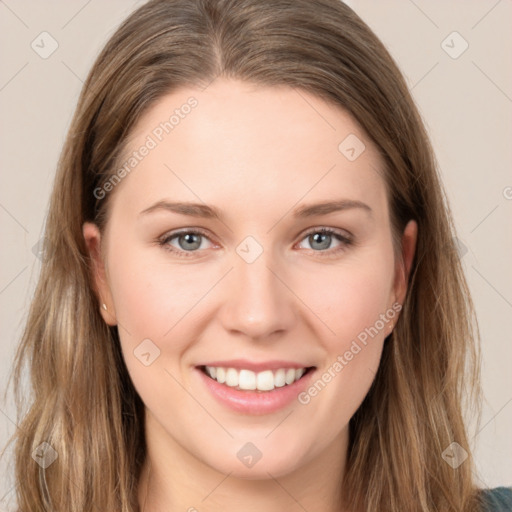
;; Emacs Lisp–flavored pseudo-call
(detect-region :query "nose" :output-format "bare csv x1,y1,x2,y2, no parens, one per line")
218,248,297,341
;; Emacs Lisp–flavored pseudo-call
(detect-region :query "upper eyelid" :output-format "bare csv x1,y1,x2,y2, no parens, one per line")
159,227,214,244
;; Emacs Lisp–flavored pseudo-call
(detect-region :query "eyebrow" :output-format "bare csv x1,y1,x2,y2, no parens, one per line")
139,198,373,221
293,199,372,218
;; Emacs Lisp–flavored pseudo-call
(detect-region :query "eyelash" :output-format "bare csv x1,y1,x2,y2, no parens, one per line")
157,227,353,259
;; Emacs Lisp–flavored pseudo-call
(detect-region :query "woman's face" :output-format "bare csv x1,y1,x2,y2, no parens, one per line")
84,78,416,478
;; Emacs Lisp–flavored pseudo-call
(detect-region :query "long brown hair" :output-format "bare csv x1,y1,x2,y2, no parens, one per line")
3,0,486,510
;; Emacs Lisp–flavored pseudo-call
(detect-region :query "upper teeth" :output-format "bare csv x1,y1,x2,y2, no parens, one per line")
204,366,307,391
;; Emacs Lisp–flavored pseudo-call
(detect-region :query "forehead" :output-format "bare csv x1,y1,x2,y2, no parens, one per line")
109,78,387,221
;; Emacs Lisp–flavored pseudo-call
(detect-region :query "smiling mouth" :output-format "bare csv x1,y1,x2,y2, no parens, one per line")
198,365,316,392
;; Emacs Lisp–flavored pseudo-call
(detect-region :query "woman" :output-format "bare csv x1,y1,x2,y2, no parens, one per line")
4,0,511,510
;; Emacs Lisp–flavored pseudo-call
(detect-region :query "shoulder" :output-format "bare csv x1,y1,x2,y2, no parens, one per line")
478,487,512,511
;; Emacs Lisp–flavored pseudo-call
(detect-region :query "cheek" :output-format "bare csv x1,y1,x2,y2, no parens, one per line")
106,245,206,406
304,252,395,347
295,249,395,425
108,256,170,336
106,242,216,352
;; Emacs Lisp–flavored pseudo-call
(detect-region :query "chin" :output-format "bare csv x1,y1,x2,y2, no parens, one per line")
200,440,307,480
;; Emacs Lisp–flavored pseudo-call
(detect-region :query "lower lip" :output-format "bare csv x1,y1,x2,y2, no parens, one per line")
195,367,316,415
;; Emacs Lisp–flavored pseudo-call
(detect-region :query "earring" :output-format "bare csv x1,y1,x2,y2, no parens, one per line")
102,303,108,311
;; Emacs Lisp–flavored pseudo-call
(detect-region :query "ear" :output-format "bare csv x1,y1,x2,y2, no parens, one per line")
82,222,117,326
393,219,418,306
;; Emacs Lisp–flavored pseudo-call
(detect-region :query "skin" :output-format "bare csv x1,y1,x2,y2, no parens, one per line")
83,78,417,512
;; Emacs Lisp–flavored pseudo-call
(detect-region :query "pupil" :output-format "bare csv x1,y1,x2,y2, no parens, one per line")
180,233,201,250
312,232,330,250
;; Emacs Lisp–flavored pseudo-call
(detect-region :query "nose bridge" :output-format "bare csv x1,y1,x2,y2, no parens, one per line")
219,240,295,339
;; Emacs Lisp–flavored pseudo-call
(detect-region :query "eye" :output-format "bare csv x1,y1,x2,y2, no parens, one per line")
158,229,214,257
297,227,353,255
158,226,353,258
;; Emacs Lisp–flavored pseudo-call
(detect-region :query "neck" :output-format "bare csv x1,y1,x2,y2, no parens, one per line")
138,410,350,512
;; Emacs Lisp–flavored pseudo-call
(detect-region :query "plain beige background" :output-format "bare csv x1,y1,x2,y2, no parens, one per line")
0,0,511,508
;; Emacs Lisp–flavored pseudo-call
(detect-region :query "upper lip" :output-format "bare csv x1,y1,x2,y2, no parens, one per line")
196,359,315,372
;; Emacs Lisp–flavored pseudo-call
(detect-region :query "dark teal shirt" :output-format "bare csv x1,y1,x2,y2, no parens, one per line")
479,487,512,511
